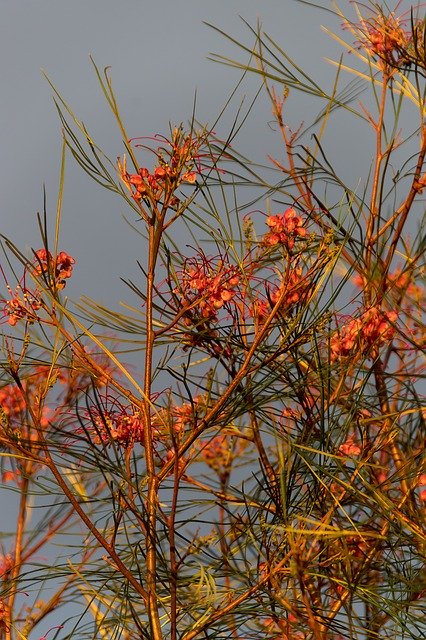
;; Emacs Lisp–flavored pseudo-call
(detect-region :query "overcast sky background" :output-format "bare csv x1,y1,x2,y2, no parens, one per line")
2,1,421,303
0,0,350,306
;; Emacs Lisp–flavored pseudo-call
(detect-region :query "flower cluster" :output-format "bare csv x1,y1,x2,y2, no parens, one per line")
34,249,75,290
248,266,307,330
0,598,9,631
0,384,27,420
85,405,145,447
0,369,55,438
119,127,200,207
269,266,306,308
330,307,397,360
177,254,240,321
356,10,413,69
2,284,42,326
353,268,424,303
124,165,196,205
260,615,307,640
197,433,246,481
387,269,424,303
338,434,362,457
172,396,205,433
263,208,307,250
0,555,13,578
1,249,75,326
84,394,208,452
2,468,23,485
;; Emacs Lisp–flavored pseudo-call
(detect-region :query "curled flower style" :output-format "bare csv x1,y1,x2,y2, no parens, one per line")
177,253,240,322
37,626,64,640
263,207,307,250
330,307,398,361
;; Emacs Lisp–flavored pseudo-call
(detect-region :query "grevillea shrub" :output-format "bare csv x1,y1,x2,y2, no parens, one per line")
0,3,425,640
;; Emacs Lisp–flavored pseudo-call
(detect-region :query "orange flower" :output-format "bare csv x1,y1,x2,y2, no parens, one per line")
198,433,246,479
263,207,307,250
0,554,13,577
330,307,397,360
338,435,362,457
0,598,9,631
154,166,167,179
182,171,197,184
2,286,41,326
34,249,75,289
353,8,414,69
177,254,240,321
118,128,204,207
88,408,145,447
2,469,22,486
270,267,305,307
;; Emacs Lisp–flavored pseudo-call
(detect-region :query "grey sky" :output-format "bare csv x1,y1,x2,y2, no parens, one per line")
1,0,344,304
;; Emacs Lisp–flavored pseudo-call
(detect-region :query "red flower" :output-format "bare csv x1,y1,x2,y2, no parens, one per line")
34,249,76,290
55,251,75,283
338,435,362,457
2,285,41,326
263,208,307,250
182,171,197,184
0,384,27,417
129,174,143,186
85,406,145,447
330,307,397,360
177,254,240,322
154,166,167,180
352,7,415,69
118,128,204,207
0,554,13,577
270,267,305,307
